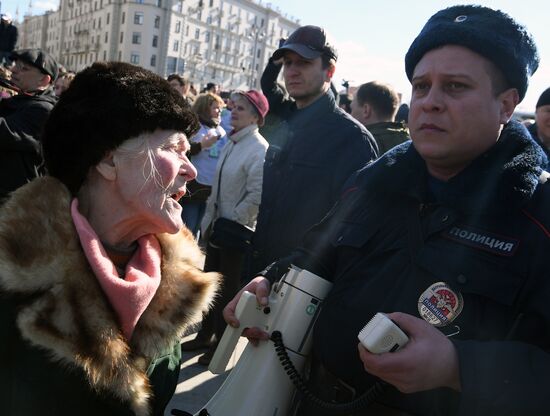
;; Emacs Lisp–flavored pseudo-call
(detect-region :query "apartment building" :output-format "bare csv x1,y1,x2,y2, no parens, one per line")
19,0,300,90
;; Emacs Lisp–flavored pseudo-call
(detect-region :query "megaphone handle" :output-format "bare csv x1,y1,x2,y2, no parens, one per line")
208,291,260,374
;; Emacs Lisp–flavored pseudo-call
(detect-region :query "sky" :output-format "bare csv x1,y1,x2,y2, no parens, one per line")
4,0,549,111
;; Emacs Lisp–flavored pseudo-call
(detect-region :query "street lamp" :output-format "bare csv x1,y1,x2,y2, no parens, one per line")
247,24,265,89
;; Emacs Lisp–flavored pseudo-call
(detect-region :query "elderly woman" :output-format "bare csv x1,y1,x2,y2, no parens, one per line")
181,90,269,365
0,63,218,416
181,92,228,238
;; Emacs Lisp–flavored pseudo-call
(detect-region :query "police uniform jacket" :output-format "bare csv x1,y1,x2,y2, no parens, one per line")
290,121,550,416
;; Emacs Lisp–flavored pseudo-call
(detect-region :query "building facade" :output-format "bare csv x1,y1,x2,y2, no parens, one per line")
18,0,299,90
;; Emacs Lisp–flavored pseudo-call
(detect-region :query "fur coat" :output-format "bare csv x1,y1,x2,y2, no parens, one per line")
0,177,219,416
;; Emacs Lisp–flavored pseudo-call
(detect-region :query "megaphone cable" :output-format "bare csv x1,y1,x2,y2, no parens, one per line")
271,331,387,415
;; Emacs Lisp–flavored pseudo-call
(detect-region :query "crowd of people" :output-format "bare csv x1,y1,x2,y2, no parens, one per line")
1,3,550,416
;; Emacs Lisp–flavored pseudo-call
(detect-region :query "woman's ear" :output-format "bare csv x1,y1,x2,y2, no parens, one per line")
95,151,117,181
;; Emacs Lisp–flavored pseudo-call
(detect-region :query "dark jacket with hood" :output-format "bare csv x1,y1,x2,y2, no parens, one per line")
0,87,57,200
251,58,378,276
285,121,550,416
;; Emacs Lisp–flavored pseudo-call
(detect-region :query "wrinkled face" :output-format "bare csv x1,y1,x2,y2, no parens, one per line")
536,105,550,143
282,51,330,107
11,59,49,92
409,45,514,179
209,101,222,122
113,130,197,234
231,96,259,132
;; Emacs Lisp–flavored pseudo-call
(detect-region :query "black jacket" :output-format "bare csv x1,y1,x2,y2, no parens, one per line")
290,121,550,415
0,21,17,52
250,60,378,276
0,87,57,200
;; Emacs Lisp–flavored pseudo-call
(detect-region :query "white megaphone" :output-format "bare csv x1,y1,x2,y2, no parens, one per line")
192,265,333,416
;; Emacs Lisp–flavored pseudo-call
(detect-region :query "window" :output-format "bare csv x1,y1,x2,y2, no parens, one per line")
135,0,144,3
207,16,211,24
205,31,210,42
121,12,125,24
120,31,124,43
118,51,122,60
130,53,140,64
107,13,110,24
173,40,179,52
156,0,161,6
98,17,102,28
132,32,141,44
103,50,107,60
257,48,261,58
209,0,213,6
175,21,181,33
134,12,144,25
194,28,200,39
150,55,156,66
186,25,189,36
152,35,158,47
154,16,160,28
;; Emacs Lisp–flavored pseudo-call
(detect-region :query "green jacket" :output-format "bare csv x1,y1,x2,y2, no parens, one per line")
367,121,410,156
0,177,219,416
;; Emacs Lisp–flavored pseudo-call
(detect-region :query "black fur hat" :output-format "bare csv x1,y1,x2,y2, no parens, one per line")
405,5,539,101
42,62,199,195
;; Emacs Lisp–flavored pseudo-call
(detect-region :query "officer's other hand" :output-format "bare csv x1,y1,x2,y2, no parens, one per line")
223,276,271,346
357,312,461,393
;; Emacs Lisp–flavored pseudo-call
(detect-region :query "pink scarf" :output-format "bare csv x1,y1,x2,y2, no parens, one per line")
71,199,161,340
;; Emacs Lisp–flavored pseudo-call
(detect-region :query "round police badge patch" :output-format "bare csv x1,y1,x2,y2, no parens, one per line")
418,282,463,327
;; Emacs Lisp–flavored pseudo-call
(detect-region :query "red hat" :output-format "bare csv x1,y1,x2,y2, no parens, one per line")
233,90,269,126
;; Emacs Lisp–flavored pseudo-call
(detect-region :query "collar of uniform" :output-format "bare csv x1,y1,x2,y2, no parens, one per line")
357,120,546,213
229,124,258,143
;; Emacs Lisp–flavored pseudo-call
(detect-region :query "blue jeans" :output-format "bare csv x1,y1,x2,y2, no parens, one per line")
181,201,206,239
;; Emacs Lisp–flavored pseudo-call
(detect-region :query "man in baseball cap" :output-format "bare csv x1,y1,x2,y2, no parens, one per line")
0,48,59,201
246,25,377,279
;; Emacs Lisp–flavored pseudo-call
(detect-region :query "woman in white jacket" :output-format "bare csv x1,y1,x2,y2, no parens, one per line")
181,90,269,364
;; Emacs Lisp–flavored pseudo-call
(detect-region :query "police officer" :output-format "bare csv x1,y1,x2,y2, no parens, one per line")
226,5,550,416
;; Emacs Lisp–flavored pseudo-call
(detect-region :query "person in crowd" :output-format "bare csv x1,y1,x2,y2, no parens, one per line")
54,71,75,97
0,13,17,65
254,25,378,278
204,82,220,95
219,93,234,133
0,62,219,416
226,6,550,416
167,73,193,106
181,92,228,238
182,90,269,365
0,48,58,201
528,87,550,158
395,102,410,125
338,92,352,113
351,81,410,155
